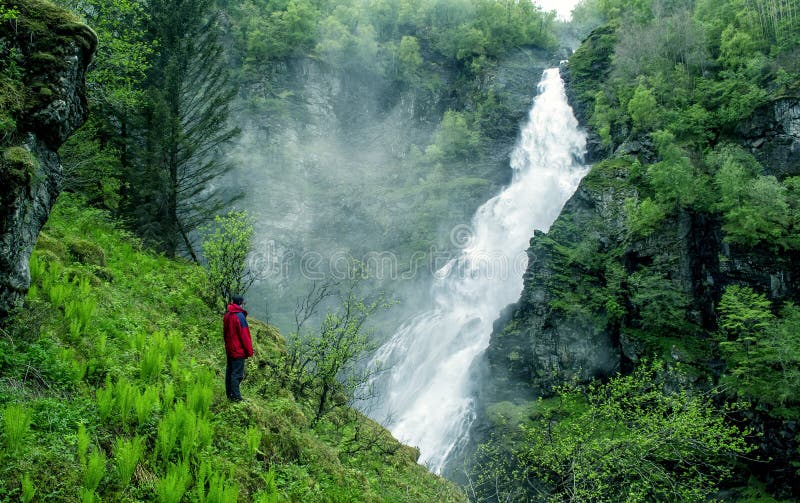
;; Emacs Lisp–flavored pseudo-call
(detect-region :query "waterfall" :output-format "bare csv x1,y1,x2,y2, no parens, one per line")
363,68,589,474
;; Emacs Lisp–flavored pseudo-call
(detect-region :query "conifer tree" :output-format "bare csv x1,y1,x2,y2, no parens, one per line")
127,0,239,259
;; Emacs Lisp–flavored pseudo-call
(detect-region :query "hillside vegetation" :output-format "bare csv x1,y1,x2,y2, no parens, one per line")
0,195,465,502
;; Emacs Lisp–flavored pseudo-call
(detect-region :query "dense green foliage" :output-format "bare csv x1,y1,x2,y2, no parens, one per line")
0,196,464,502
55,0,559,258
718,286,800,405
472,364,752,502
550,0,800,368
54,0,238,259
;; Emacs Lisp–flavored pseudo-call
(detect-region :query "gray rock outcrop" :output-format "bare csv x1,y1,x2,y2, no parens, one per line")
0,1,96,319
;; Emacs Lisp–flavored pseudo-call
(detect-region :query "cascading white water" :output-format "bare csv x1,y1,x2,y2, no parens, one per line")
363,68,588,474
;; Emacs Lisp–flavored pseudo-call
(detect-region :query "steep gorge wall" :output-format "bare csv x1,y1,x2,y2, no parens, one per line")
0,0,96,319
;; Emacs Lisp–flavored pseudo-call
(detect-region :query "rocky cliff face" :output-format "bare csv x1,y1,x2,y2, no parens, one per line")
0,0,96,319
738,97,800,179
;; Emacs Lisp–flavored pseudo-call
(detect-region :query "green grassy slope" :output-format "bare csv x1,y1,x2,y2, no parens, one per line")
0,195,465,502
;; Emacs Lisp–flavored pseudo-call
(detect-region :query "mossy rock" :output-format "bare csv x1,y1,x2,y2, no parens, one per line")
0,112,16,136
249,318,286,358
581,156,636,192
0,0,97,138
486,400,535,428
3,145,37,171
0,146,37,199
35,231,67,261
88,265,114,283
65,237,106,266
31,249,62,266
30,52,59,65
65,267,102,287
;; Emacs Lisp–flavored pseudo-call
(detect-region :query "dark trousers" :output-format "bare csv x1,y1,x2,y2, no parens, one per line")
225,356,246,401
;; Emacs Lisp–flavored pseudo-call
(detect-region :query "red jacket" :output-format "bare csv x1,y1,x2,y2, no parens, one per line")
223,303,253,358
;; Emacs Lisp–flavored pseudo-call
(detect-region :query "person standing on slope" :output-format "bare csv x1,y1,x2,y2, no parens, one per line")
223,295,253,401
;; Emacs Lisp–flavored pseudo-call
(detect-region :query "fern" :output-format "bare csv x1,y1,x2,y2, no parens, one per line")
179,410,199,461
29,254,45,281
20,472,35,503
82,449,106,492
134,385,160,426
197,416,214,452
114,435,144,488
206,471,239,503
166,331,184,359
96,378,114,422
2,403,32,455
77,423,90,465
114,378,136,428
187,382,213,418
79,487,98,503
246,425,262,458
156,462,190,503
254,466,280,503
162,381,175,408
140,344,166,382
48,282,69,307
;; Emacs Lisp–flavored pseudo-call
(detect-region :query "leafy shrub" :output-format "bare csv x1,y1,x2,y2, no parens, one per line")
718,286,800,404
627,83,660,131
472,363,752,502
624,196,665,237
200,210,256,308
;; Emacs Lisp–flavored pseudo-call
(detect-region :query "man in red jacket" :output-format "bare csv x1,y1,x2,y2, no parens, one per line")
223,295,254,401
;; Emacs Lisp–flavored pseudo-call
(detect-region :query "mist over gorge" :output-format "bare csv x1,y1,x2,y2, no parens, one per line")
226,45,552,329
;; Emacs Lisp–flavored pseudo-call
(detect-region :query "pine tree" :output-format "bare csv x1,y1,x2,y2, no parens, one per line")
127,0,239,259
